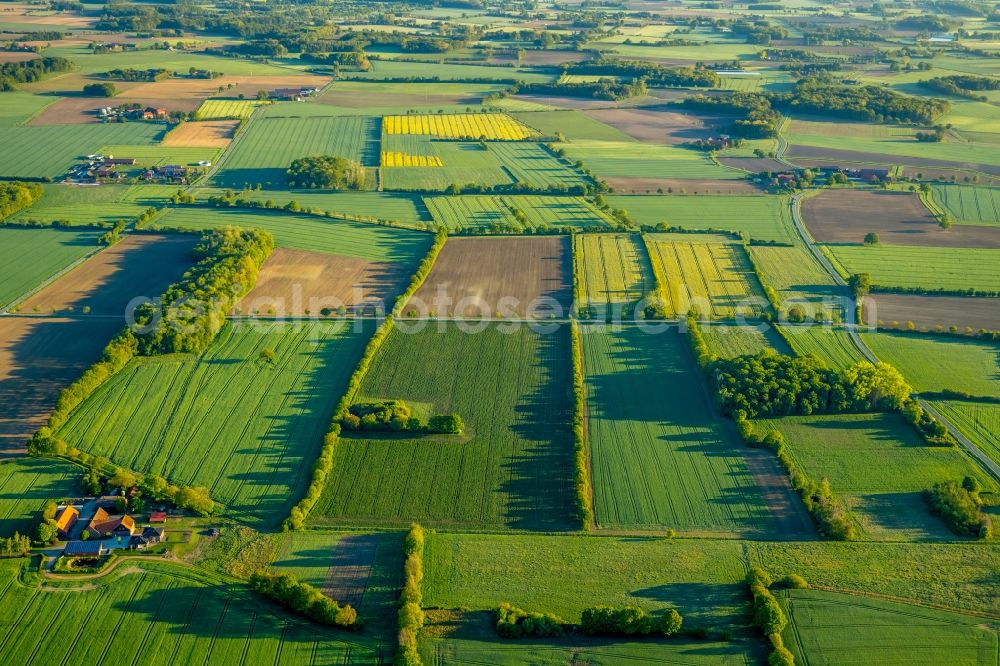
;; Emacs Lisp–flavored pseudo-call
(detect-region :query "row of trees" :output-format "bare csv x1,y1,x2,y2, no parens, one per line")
133,227,275,355
506,78,647,101
570,322,594,529
495,603,564,638
747,567,795,666
0,56,72,90
563,58,720,87
0,533,31,557
397,524,425,666
919,75,1000,101
103,67,170,82
0,181,42,219
249,572,360,628
580,606,683,637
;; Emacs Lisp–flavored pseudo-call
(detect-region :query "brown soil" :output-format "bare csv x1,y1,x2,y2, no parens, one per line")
29,96,201,125
606,176,763,195
801,190,1000,248
863,294,1000,332
0,52,39,63
321,534,379,610
17,234,198,317
0,316,122,454
742,448,815,539
161,120,238,148
237,248,406,316
582,107,721,145
123,75,331,101
318,88,486,109
785,145,1000,177
410,236,572,318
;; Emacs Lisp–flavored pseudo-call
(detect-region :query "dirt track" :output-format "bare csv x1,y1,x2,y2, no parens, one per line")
802,189,1000,248
411,236,572,318
322,534,379,609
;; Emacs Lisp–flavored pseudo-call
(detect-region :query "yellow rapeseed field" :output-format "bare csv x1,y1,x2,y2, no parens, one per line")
380,151,444,167
382,113,536,140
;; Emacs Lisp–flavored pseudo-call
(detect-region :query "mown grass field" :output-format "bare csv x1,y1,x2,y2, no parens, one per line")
930,184,1000,226
560,140,746,180
861,331,1000,396
195,99,271,120
193,189,431,227
823,244,1000,292
0,122,163,179
312,324,577,531
608,195,797,243
779,326,865,371
0,457,80,538
753,412,993,540
645,234,768,319
574,233,652,319
582,326,773,533
0,91,57,127
932,401,1000,468
0,560,382,664
423,195,612,231
779,589,998,666
701,324,791,358
56,321,371,527
214,115,380,188
0,226,102,308
155,206,432,264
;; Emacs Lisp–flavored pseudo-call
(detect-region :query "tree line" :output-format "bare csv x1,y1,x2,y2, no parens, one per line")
570,322,594,529
747,567,800,666
340,400,464,435
397,524,425,666
924,478,992,539
286,155,366,190
0,57,72,91
249,572,360,628
0,181,42,219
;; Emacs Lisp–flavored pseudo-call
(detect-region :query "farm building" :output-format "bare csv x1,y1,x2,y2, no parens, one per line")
87,509,136,538
64,540,108,558
149,511,167,524
130,527,166,550
54,506,78,538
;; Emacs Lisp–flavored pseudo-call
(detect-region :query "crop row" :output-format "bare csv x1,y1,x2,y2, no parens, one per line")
382,113,536,140
381,151,443,167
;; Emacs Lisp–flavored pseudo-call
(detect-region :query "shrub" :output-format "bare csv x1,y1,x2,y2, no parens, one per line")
777,574,808,590
924,479,988,537
580,606,664,636
495,603,564,638
287,155,364,190
397,524,426,665
83,82,116,96
660,608,683,636
249,572,360,629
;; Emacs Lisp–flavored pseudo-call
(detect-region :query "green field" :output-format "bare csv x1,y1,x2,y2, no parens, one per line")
574,233,652,319
381,140,514,191
513,110,635,142
823,244,1000,292
155,206,432,263
193,189,431,226
0,226,102,308
930,184,1000,226
0,458,80,538
701,324,791,358
0,559,381,664
608,195,797,243
582,326,773,533
195,99,272,120
748,245,842,315
9,183,160,226
780,589,997,666
344,59,551,82
481,141,590,188
753,412,992,540
779,326,866,371
312,324,577,530
932,401,1000,468
0,91,58,127
423,195,612,231
56,321,371,527
0,123,163,179
96,144,221,168
561,140,746,180
214,115,380,188
861,331,1000,396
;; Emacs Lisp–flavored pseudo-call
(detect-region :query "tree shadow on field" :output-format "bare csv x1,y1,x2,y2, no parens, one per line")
502,326,577,531
632,582,747,631
223,324,370,528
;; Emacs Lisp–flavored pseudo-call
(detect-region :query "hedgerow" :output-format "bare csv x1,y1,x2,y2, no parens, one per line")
495,603,564,638
747,566,796,665
396,228,447,316
249,572,360,629
924,479,992,538
580,605,684,637
397,523,426,666
570,321,594,530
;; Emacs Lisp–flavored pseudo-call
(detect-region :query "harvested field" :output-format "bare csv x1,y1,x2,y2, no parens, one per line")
16,234,197,317
582,107,719,145
0,316,122,453
237,248,407,316
605,176,763,195
409,236,572,318
318,81,499,109
161,120,238,148
863,293,1000,333
802,190,1000,248
0,52,38,63
28,96,201,125
123,74,331,101
574,233,652,320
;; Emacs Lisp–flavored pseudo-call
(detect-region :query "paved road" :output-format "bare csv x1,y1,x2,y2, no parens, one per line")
787,191,1000,484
